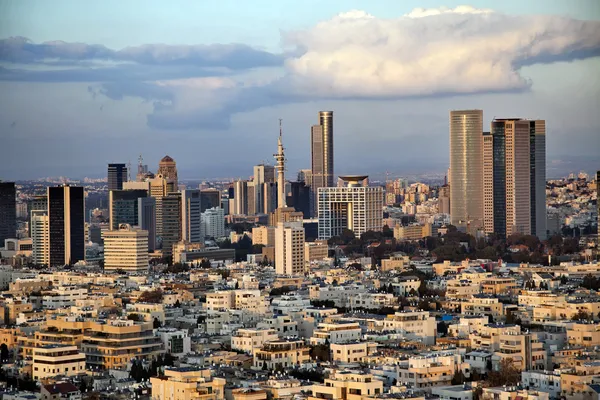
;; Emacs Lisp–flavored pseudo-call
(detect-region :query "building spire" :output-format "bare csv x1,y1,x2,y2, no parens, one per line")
274,119,286,208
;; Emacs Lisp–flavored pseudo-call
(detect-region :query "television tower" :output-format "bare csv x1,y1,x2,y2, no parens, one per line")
274,118,287,208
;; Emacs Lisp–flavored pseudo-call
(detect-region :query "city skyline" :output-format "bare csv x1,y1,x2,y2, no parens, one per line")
1,1,600,180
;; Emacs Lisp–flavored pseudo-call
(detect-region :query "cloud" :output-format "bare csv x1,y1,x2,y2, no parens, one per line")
281,6,600,98
0,36,282,69
1,5,599,131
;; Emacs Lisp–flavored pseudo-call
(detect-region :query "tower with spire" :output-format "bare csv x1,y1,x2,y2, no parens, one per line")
274,118,287,208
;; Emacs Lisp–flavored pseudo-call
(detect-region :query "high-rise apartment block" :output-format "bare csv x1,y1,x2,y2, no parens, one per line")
103,224,149,272
317,175,383,240
201,207,225,240
483,119,546,237
28,195,48,237
232,180,248,215
181,189,202,243
109,189,148,230
31,209,49,266
311,111,334,216
107,163,128,191
157,155,178,189
48,185,85,267
0,182,16,243
449,110,484,231
275,222,306,276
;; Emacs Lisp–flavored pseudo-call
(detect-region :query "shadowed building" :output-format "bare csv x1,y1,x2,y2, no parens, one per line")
107,163,128,191
48,185,85,267
0,182,16,244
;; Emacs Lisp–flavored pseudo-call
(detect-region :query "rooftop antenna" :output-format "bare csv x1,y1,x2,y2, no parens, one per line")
127,160,132,181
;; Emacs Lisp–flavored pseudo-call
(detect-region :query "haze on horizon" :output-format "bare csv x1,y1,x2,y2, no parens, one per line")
1,0,599,181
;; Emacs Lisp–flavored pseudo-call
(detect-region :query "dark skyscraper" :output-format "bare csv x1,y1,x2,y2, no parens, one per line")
109,189,148,230
48,185,85,267
288,181,311,219
200,189,221,213
108,163,128,191
310,111,334,216
138,196,156,252
0,182,16,244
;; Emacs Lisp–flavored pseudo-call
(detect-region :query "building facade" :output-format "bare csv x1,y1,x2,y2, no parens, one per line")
48,185,85,267
310,111,334,216
107,163,128,191
103,224,149,272
0,182,16,244
318,176,383,240
450,110,484,231
31,209,49,266
181,189,202,243
275,222,306,276
108,189,148,230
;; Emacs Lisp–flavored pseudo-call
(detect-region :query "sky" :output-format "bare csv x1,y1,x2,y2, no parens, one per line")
1,0,599,180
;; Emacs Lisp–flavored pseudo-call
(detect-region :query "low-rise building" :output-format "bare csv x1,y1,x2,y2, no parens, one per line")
310,321,362,345
308,370,383,400
32,344,86,380
253,339,310,370
150,367,226,400
231,328,279,354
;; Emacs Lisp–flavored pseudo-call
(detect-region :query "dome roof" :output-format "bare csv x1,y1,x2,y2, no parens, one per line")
160,155,174,163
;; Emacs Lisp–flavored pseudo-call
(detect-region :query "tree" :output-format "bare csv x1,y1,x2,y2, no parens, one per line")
0,343,8,362
437,321,448,337
127,313,141,322
153,317,162,329
486,358,521,387
174,299,181,308
574,309,590,321
310,343,331,362
451,368,465,385
139,289,163,304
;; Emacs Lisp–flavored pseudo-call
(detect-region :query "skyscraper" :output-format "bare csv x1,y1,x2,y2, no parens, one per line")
597,171,600,240
28,195,47,237
530,120,546,239
449,110,484,231
48,185,85,267
483,118,546,238
181,189,202,243
232,180,248,215
109,189,148,230
160,192,181,258
310,111,334,216
317,175,383,240
157,155,178,189
103,224,149,272
138,197,156,252
0,182,16,244
107,164,128,191
253,164,275,214
275,221,306,276
200,189,221,212
31,209,49,266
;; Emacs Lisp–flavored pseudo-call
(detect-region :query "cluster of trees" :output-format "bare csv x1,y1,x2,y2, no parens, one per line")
524,280,550,289
269,286,295,297
582,274,600,291
289,368,325,383
309,343,331,362
129,353,176,382
139,289,163,304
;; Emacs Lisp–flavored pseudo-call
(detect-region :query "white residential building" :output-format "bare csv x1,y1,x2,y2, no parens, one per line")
31,209,49,266
201,207,225,239
155,328,191,357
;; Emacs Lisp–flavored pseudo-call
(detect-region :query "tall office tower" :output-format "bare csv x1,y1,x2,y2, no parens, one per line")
201,207,225,240
317,175,384,240
103,224,149,272
253,164,275,214
160,193,181,258
483,119,544,237
288,181,311,218
0,182,16,243
181,189,202,243
232,180,248,215
48,185,85,267
157,155,178,189
275,221,306,276
28,195,48,237
149,174,175,197
247,183,257,215
438,184,451,215
449,110,484,231
31,209,49,266
200,189,221,212
138,197,156,252
109,189,148,230
530,120,546,239
107,164,128,191
310,111,334,216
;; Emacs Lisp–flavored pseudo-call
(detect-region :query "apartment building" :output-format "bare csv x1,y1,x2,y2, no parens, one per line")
150,367,226,400
382,311,437,345
310,321,362,345
231,328,279,354
481,277,519,295
81,320,162,370
33,344,86,380
492,332,547,371
567,323,600,347
331,342,378,364
253,339,310,370
469,323,521,351
397,350,470,391
461,295,504,321
308,370,383,400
